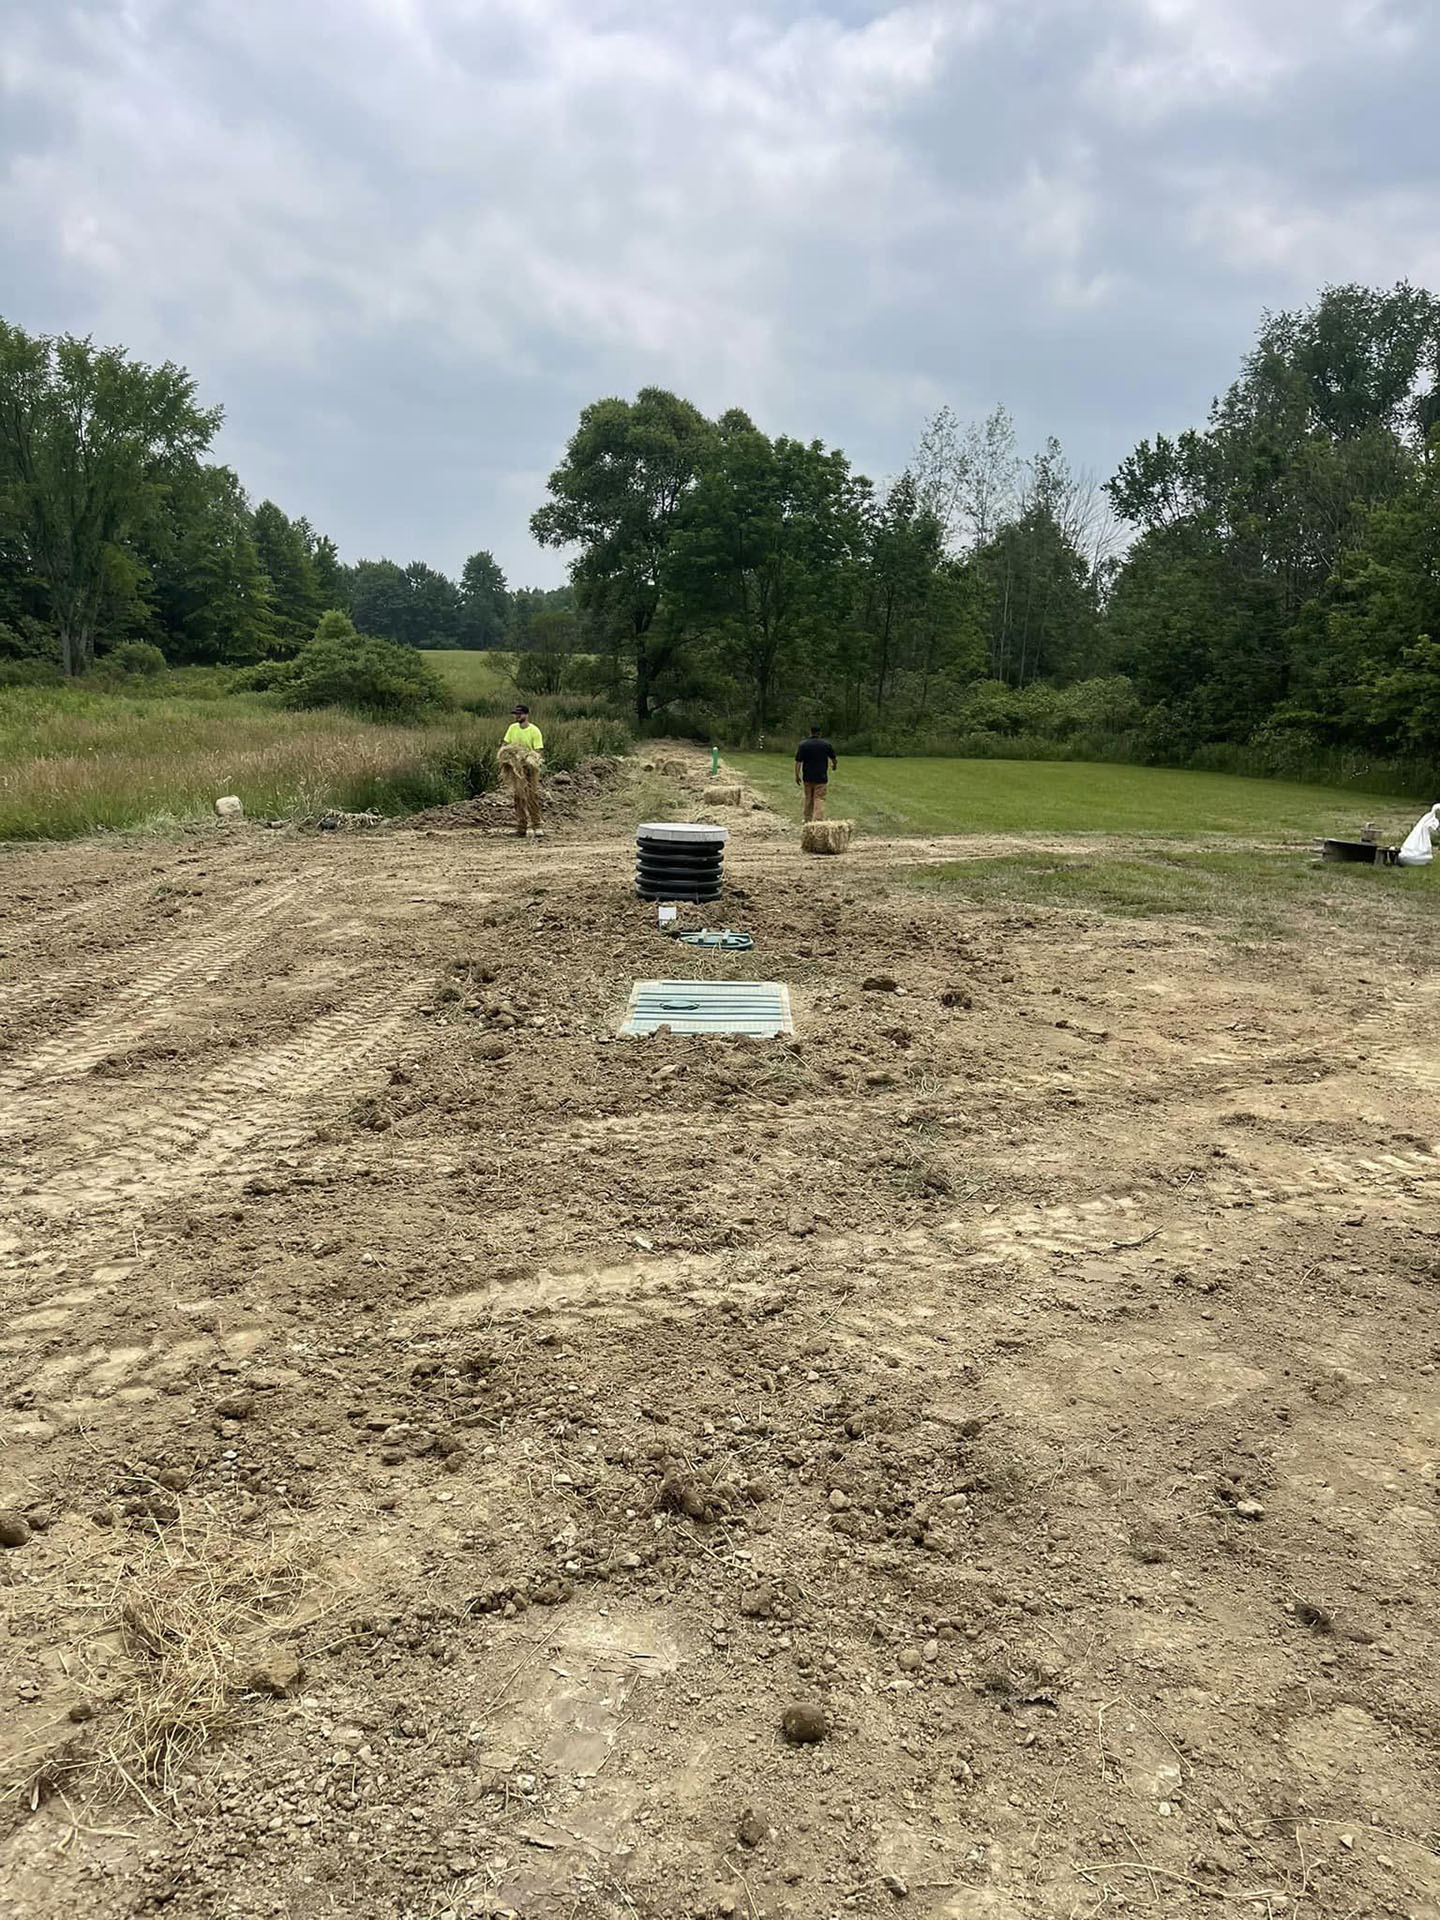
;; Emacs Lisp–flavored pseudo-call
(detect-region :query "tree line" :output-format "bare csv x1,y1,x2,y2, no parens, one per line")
4,286,1438,772
0,317,557,679
532,282,1440,767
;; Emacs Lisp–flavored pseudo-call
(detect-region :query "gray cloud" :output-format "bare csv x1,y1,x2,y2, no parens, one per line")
3,0,1437,584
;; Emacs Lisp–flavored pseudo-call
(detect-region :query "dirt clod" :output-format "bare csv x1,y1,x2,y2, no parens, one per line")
0,1510,32,1548
781,1702,828,1745
244,1646,305,1697
736,1806,769,1849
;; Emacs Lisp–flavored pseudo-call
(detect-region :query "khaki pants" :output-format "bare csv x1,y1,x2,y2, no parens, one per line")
803,780,827,823
499,748,543,833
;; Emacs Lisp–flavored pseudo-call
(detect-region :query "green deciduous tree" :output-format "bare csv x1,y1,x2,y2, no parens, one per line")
142,465,275,664
664,415,865,731
1105,283,1440,752
531,387,714,724
347,557,462,648
252,500,322,653
460,550,511,649
0,321,220,673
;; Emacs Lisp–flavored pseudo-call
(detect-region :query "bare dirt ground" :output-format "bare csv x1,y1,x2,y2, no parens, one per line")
1,753,1437,1920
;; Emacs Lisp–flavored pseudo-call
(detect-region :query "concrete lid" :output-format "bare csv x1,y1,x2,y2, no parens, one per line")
636,822,730,844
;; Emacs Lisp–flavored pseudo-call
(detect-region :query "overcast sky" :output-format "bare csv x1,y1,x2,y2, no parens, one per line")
4,0,1438,587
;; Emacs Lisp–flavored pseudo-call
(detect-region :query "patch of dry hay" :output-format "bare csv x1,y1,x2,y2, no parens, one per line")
496,742,542,780
1,1516,321,1820
703,784,744,806
802,819,853,854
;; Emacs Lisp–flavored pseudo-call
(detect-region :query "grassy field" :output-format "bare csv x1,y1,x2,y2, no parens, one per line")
732,751,1424,840
0,680,628,841
419,650,518,702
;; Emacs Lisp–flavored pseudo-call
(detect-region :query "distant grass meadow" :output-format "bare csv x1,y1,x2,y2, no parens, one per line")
419,649,520,703
0,666,628,842
910,845,1435,932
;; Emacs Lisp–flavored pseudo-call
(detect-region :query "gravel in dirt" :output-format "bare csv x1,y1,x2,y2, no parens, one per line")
1,744,1438,1919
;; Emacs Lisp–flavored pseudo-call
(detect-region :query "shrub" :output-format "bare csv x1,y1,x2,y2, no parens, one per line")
279,635,454,720
0,618,60,664
103,640,168,678
0,658,65,689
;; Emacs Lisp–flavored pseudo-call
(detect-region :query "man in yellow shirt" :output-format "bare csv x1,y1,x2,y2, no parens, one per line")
498,704,545,837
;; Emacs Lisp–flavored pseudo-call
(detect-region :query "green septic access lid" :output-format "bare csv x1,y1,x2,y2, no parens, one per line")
620,979,791,1038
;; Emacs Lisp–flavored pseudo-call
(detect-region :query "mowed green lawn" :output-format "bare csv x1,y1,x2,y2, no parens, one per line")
731,752,1426,841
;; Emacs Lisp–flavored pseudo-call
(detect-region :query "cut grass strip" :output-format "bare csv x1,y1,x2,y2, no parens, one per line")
908,846,1437,933
731,752,1422,840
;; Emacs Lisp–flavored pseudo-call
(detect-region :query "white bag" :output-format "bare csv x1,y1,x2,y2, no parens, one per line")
1397,804,1440,867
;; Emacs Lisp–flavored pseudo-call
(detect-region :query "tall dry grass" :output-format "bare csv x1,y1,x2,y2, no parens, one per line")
0,684,628,840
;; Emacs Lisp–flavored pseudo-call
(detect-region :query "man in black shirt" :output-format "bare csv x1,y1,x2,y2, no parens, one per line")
794,728,838,822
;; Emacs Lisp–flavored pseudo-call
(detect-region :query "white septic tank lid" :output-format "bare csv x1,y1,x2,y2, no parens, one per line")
636,821,730,843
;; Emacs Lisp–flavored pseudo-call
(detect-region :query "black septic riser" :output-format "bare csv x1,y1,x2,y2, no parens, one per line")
635,822,729,901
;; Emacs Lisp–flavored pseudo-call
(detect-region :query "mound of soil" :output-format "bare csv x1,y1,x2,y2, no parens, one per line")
405,755,624,832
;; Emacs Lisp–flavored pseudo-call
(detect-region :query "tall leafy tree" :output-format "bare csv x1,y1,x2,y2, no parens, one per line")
531,387,714,724
1287,433,1440,748
252,500,322,652
0,322,220,673
401,560,462,647
664,414,864,731
347,560,411,644
348,557,462,647
857,472,980,717
976,456,1099,690
1105,283,1440,748
143,465,275,664
460,549,511,649
301,524,347,609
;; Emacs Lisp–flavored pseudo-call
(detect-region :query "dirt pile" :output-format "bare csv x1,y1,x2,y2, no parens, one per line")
405,754,625,832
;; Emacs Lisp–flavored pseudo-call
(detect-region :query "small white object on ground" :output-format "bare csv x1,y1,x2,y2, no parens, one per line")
215,795,243,819
1397,803,1440,866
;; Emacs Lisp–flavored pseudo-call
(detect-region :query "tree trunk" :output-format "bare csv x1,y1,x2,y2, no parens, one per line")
634,618,652,724
59,619,87,677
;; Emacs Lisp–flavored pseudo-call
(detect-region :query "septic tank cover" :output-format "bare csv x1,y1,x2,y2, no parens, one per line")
620,979,792,1038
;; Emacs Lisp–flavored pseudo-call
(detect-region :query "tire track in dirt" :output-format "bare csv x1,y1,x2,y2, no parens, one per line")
404,1133,1440,1358
0,878,313,1092
1,976,424,1221
0,978,426,1419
